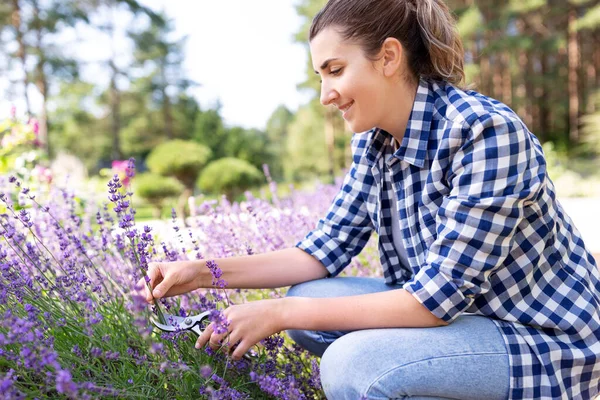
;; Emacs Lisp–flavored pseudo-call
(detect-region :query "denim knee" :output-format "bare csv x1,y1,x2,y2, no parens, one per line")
285,281,315,298
320,336,369,400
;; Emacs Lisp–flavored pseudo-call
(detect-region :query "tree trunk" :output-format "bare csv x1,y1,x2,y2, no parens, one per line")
585,35,596,113
595,31,600,89
480,33,491,96
108,15,122,161
539,52,550,142
161,65,174,139
11,0,30,116
526,49,539,136
31,0,50,157
109,63,122,161
177,187,192,227
492,54,503,101
502,52,512,107
33,41,49,154
567,7,579,142
516,50,531,127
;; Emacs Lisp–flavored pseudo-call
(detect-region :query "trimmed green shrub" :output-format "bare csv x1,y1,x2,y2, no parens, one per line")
197,157,264,199
145,140,211,188
135,172,184,218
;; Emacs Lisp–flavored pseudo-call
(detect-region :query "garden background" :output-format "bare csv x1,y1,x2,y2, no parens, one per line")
1,0,600,399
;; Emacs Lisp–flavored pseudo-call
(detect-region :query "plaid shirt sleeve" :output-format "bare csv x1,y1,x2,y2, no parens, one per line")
295,137,375,277
403,113,546,323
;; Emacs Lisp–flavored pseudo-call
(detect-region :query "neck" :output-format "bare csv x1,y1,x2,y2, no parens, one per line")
379,78,419,143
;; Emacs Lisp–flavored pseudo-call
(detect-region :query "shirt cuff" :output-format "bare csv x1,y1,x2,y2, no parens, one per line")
295,230,352,278
402,264,475,323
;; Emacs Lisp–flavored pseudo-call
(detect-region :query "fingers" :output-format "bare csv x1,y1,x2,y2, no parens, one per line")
152,276,175,299
230,340,250,361
195,323,240,356
193,319,249,361
196,323,214,350
148,262,176,299
145,263,161,302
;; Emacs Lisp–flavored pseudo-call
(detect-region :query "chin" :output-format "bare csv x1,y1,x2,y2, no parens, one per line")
348,120,375,134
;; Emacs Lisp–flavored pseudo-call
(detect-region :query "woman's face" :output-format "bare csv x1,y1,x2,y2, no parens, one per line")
310,27,388,134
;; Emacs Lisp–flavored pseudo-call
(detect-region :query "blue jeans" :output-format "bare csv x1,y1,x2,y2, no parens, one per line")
285,277,510,400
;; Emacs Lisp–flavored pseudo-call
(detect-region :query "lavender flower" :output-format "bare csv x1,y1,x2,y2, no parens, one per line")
206,260,227,289
200,365,212,379
208,309,230,335
56,370,77,396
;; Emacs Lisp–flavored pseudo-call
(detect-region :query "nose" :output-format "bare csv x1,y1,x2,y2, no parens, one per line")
320,81,338,106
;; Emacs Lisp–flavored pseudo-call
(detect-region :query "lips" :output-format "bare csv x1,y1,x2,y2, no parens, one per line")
338,100,354,113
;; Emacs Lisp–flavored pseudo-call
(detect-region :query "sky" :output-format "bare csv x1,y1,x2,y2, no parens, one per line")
0,0,312,130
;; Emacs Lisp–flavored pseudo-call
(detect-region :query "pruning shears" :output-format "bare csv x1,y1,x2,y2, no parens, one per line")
151,310,211,337
150,311,257,361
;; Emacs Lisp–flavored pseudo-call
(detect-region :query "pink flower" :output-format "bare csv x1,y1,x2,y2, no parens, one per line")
112,160,131,186
30,118,39,135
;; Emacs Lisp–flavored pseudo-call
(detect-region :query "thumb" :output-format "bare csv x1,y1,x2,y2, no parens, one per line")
153,276,175,299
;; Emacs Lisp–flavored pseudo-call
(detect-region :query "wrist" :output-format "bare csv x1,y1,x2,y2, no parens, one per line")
278,296,307,331
278,297,293,330
194,260,209,289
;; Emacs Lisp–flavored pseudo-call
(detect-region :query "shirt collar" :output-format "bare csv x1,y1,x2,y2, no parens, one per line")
365,78,434,169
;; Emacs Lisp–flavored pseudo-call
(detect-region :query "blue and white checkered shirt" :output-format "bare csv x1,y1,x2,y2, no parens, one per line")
296,79,600,399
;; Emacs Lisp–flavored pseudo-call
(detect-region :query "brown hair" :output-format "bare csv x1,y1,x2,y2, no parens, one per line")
309,0,465,87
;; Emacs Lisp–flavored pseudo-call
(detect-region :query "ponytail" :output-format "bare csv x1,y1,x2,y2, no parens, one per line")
414,0,465,86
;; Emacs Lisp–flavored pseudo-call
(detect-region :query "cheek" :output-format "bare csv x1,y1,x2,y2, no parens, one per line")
354,82,380,115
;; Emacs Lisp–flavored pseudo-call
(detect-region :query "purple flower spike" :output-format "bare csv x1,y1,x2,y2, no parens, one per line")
126,158,136,179
208,309,230,335
206,260,227,289
200,365,212,378
56,370,77,395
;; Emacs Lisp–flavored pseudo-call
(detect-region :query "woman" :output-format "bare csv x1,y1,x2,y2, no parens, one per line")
144,0,600,398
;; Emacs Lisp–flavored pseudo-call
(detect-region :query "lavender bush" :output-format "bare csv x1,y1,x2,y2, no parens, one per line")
0,160,380,399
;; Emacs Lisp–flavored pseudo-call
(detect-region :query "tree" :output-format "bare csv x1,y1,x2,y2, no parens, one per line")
0,0,88,158
294,0,349,182
146,140,211,224
197,157,264,201
129,12,196,141
193,104,228,159
135,172,184,218
49,80,111,172
284,100,329,182
91,0,163,161
265,105,294,181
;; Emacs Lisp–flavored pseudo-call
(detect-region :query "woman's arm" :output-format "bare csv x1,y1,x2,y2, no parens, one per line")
195,285,446,360
196,247,329,289
281,289,447,331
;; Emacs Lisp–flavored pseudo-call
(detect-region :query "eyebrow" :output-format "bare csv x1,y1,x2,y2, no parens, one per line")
314,58,340,74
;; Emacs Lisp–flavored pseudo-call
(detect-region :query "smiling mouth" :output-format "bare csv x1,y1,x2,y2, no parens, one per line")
338,101,354,114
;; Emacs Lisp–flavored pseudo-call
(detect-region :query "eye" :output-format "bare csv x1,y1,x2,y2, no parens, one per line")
318,67,343,84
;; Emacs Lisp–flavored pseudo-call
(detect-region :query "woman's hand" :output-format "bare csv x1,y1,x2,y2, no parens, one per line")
142,261,203,302
196,298,289,361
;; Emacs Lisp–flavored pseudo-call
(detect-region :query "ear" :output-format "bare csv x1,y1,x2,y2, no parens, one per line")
380,37,404,78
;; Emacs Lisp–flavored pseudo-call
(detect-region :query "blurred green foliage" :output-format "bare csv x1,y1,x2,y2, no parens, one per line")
197,157,265,200
146,140,211,188
134,172,184,218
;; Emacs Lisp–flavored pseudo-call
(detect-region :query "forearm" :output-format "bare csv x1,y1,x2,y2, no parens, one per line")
282,289,447,330
196,247,329,289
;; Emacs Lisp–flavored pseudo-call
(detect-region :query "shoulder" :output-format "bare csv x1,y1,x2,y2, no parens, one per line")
429,80,523,130
428,81,533,148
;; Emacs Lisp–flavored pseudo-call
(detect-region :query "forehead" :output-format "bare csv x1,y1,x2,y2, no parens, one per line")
309,27,363,70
